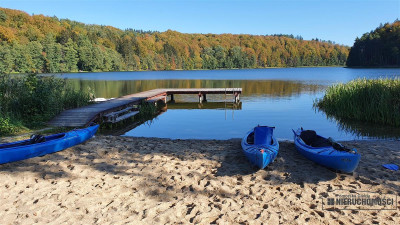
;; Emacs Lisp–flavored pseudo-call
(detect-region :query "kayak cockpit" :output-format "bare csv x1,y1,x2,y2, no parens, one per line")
299,130,331,147
296,129,357,154
0,133,66,150
246,126,274,145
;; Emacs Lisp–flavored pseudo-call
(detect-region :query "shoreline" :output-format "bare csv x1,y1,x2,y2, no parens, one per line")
7,66,348,76
2,133,399,144
7,66,400,76
0,136,399,224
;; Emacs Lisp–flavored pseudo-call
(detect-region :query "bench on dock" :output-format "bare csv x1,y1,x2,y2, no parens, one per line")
104,107,139,123
110,111,139,123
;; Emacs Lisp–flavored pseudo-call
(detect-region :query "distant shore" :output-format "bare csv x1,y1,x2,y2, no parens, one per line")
7,65,348,76
0,136,399,224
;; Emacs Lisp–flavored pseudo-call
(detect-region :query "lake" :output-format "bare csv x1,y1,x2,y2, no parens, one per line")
58,67,400,140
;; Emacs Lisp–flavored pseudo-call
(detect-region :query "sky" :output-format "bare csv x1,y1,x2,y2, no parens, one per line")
0,0,399,46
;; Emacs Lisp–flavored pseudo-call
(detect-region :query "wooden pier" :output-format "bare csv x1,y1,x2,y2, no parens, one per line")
49,88,242,127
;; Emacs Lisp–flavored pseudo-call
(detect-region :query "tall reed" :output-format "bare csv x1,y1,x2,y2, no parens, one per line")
0,73,94,134
315,78,400,126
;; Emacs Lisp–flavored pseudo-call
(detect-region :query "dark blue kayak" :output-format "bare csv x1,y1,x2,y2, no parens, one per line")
241,126,279,169
293,128,361,173
0,124,99,164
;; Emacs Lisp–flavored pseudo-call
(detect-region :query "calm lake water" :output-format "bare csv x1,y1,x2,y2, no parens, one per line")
58,67,400,140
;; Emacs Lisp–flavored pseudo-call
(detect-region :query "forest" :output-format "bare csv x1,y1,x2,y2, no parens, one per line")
0,7,349,74
346,20,400,67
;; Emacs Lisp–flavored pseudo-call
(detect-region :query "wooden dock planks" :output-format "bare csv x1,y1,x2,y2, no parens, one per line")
48,88,242,127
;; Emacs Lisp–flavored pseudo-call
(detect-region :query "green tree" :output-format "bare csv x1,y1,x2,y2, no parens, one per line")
91,45,104,71
347,21,400,67
105,48,124,71
43,34,62,72
0,10,7,22
0,44,13,73
77,35,95,71
12,43,33,73
230,46,245,68
201,47,217,69
27,41,44,73
63,38,79,72
214,46,226,68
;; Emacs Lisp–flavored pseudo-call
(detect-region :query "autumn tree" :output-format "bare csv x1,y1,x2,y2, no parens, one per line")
0,7,350,73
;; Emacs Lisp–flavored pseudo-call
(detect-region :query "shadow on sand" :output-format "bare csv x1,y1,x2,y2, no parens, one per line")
0,136,399,201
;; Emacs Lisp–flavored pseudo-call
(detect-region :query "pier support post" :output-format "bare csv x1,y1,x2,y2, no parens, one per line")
169,94,175,102
198,93,207,103
234,93,240,103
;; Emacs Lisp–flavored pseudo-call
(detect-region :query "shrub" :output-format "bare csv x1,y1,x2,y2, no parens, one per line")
0,116,19,134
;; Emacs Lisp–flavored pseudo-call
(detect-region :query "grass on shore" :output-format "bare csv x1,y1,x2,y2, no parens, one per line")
0,73,94,136
315,78,400,126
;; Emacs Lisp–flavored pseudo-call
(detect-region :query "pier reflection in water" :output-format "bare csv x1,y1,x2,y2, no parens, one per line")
68,79,323,99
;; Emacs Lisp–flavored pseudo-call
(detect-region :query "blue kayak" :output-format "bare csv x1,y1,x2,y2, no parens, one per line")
293,128,361,173
0,124,99,164
241,126,279,169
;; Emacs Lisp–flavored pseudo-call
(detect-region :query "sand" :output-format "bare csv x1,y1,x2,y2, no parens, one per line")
0,136,399,224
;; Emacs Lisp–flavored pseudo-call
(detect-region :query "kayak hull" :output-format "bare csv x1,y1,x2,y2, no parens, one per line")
241,126,279,169
293,129,360,173
0,125,99,164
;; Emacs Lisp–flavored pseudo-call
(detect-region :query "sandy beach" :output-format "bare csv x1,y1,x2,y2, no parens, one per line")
0,136,399,224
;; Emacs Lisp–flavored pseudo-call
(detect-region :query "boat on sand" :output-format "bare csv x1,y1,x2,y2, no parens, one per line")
241,126,279,169
293,128,361,173
0,124,99,164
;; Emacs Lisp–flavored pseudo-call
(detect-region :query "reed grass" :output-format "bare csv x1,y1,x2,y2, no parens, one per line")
315,78,400,126
137,100,158,121
0,73,94,135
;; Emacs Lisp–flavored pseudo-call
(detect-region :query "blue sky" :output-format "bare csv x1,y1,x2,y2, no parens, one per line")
0,0,399,46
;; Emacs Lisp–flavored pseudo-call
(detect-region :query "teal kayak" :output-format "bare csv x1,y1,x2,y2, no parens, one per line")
241,126,279,169
0,124,99,164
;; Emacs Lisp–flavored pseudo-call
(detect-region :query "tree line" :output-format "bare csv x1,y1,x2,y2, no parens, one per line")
346,20,400,67
0,7,349,74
